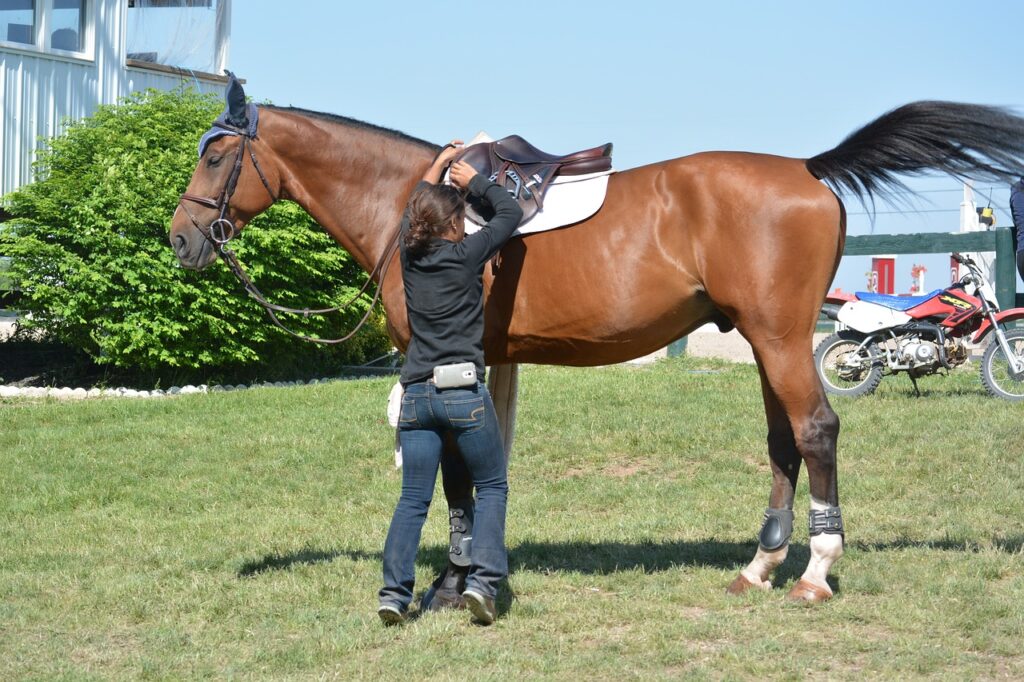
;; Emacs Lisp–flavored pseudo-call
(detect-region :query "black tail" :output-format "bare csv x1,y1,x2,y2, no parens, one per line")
806,101,1024,203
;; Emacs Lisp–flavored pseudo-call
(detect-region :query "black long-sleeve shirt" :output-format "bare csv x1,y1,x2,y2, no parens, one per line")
399,173,524,386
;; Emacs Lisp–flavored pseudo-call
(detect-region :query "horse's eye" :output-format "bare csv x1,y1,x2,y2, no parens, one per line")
207,155,223,167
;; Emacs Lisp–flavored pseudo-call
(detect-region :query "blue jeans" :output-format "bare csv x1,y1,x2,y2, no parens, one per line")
379,381,508,611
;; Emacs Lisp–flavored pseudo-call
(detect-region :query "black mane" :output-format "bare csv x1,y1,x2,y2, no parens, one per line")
261,105,439,152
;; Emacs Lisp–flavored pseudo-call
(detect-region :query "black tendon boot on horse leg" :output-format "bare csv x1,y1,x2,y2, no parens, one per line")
420,503,473,611
421,434,474,611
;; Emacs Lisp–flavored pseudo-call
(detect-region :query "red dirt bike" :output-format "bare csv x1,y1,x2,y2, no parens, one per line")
815,253,1024,400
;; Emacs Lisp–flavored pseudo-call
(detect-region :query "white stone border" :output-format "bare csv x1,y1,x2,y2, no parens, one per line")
0,376,382,400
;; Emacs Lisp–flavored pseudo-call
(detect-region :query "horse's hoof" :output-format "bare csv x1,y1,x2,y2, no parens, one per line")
726,573,770,595
421,565,468,612
786,578,832,603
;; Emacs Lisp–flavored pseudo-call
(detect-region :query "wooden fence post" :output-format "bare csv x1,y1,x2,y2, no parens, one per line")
668,337,688,357
994,227,1016,310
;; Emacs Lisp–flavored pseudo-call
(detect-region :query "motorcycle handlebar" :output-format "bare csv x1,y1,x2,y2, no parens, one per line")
952,252,978,267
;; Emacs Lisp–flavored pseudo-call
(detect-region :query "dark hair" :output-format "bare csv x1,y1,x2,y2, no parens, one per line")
404,184,465,257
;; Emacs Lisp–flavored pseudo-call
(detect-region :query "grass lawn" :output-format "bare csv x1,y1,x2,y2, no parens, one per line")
1,357,1022,679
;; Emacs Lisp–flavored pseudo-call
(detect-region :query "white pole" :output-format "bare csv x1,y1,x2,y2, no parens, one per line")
957,182,978,284
215,0,231,74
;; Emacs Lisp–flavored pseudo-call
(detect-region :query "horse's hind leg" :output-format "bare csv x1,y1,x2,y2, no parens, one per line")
735,333,843,602
727,357,801,593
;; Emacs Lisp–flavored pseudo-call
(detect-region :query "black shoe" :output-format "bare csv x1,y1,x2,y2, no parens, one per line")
377,603,407,626
421,564,468,612
462,588,497,625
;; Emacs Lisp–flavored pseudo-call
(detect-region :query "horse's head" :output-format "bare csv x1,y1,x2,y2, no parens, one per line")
170,74,280,270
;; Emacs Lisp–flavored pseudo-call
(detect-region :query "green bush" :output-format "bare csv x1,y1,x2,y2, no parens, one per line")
0,88,391,380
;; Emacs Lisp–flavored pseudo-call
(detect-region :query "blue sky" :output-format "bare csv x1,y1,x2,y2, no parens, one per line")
230,1,1024,294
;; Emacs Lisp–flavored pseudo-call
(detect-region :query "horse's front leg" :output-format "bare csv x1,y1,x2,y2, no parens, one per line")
424,363,520,611
416,436,475,611
487,363,519,461
443,362,519,559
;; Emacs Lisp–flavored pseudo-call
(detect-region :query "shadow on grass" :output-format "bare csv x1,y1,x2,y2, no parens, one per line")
237,540,763,579
238,548,379,577
237,540,794,579
851,535,1024,554
237,534,1024,593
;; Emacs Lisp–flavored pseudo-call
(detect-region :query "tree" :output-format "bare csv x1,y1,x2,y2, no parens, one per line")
0,88,389,379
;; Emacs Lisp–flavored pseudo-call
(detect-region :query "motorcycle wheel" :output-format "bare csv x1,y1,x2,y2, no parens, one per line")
814,331,883,398
980,328,1024,401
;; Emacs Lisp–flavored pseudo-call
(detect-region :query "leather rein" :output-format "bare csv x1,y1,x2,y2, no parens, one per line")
177,123,400,345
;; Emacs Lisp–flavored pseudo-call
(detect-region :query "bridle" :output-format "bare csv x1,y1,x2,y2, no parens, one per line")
177,121,401,345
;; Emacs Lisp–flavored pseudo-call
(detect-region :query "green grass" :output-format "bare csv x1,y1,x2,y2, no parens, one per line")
1,357,1022,680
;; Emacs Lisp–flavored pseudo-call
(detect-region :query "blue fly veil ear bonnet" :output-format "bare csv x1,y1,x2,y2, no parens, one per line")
198,71,259,158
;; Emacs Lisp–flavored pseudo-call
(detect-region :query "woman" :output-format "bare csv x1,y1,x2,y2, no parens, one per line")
378,142,524,626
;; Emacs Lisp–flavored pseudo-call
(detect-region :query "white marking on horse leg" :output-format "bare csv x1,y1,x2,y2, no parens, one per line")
487,364,519,463
740,545,789,589
808,497,831,511
799,496,843,595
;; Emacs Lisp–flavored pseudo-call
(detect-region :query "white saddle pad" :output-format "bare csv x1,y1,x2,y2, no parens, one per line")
449,132,615,237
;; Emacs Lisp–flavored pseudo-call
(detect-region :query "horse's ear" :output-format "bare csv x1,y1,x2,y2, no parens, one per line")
224,70,249,128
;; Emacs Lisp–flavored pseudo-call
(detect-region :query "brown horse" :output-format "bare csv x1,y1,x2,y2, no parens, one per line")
171,87,1024,602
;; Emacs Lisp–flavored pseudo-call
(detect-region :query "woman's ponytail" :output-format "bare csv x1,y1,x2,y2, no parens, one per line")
404,184,466,257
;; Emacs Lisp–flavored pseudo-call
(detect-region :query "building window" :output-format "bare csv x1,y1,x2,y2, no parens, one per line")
127,0,228,76
0,0,36,46
49,0,83,52
0,0,91,57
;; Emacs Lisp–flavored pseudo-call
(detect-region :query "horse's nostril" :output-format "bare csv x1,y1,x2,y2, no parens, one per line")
174,234,188,255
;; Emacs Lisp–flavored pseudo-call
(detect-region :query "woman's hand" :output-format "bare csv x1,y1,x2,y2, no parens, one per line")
437,140,463,165
422,140,464,184
449,160,478,190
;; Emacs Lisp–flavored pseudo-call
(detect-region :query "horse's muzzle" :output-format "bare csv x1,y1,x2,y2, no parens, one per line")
172,232,217,270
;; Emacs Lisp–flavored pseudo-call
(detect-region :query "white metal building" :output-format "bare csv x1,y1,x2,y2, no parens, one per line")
1,0,231,198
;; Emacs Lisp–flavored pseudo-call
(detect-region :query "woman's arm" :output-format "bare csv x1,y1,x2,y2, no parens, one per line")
450,161,524,265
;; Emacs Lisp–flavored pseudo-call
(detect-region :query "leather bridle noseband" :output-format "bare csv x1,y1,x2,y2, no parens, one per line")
177,122,401,345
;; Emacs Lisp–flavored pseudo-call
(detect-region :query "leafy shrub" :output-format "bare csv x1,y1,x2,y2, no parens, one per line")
0,88,391,380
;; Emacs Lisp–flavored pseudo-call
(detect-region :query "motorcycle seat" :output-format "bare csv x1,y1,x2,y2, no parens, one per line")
854,289,944,311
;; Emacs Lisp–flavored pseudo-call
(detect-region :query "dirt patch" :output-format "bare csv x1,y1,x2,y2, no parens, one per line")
558,458,652,481
560,466,587,479
685,325,830,364
604,463,644,478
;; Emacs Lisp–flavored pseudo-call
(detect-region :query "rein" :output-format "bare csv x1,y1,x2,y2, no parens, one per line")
178,122,401,345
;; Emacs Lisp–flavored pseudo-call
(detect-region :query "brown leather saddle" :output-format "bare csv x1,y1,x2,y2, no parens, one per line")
455,135,613,224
